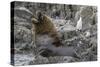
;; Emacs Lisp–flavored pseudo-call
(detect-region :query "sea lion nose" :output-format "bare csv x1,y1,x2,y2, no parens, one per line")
31,18,39,23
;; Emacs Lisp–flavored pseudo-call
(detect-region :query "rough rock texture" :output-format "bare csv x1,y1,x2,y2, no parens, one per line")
11,1,97,66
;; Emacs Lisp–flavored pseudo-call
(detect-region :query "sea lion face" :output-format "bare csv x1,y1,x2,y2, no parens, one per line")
31,17,39,23
31,12,45,24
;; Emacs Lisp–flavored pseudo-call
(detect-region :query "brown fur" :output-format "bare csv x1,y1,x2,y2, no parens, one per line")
32,14,63,47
